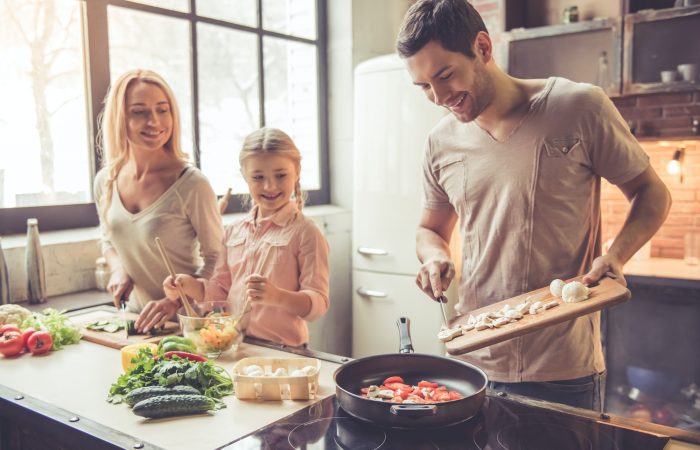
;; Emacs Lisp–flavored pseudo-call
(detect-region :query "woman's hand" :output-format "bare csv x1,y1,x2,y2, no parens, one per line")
245,274,282,307
134,298,180,333
107,268,134,309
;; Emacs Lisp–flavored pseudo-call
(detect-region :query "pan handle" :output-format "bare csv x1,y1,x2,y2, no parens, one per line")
390,404,437,417
396,317,414,354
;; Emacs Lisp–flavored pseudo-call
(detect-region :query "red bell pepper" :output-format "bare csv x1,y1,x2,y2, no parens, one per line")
163,351,208,362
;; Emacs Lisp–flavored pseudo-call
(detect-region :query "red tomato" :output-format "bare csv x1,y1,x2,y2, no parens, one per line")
0,331,23,357
21,327,37,350
0,324,21,334
383,376,405,385
448,391,464,401
27,331,53,356
418,380,438,388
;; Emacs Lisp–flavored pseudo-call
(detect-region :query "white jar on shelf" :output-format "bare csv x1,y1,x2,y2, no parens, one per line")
95,257,110,291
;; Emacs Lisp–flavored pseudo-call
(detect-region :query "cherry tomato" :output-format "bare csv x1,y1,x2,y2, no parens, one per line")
0,324,21,335
448,391,464,401
21,327,37,351
27,331,53,356
418,380,438,388
383,376,405,385
0,331,23,357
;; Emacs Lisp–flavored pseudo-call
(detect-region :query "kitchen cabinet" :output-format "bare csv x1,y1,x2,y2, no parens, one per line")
504,3,700,97
623,6,700,94
603,276,700,433
505,18,622,96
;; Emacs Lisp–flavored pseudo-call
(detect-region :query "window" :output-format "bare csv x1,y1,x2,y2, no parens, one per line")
0,0,328,234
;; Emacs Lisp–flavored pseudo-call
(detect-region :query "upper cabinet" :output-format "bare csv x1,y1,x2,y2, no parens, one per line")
503,0,700,96
505,19,622,96
623,6,700,94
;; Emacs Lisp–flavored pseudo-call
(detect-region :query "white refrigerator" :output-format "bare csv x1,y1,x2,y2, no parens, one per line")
352,54,458,358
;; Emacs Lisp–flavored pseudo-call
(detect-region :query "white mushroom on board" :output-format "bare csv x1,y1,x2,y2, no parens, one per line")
550,279,565,297
561,281,590,303
437,327,464,342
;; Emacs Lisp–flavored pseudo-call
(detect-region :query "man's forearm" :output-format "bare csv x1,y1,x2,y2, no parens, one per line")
608,182,671,265
416,226,452,263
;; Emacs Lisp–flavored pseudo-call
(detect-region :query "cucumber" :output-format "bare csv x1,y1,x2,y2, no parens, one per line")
132,394,215,418
124,385,201,407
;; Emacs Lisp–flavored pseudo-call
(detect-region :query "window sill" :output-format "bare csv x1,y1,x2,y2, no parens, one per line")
22,289,113,313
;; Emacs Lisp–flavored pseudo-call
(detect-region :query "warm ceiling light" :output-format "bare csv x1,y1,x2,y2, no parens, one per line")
666,147,685,181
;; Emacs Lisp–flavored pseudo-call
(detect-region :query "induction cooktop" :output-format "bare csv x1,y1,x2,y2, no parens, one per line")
220,393,670,450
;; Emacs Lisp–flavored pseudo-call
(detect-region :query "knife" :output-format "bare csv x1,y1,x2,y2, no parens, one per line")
438,295,450,328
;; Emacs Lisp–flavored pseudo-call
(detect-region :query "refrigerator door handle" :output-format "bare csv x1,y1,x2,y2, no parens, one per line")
356,287,388,298
357,246,388,256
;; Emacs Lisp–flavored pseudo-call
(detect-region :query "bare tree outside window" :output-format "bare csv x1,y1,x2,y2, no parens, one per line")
0,0,90,208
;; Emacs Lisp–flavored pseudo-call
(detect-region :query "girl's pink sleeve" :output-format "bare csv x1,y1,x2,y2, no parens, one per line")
297,222,330,322
202,228,233,301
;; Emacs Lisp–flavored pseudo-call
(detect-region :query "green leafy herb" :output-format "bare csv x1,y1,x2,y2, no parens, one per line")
21,308,81,350
108,349,233,408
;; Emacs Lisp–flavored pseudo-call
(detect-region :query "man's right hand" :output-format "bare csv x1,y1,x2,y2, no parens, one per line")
416,258,455,301
107,268,133,309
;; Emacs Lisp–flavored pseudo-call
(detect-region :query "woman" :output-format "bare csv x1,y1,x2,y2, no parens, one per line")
94,69,223,333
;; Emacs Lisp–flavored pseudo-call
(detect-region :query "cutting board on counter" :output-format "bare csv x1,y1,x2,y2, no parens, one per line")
70,306,181,350
444,276,631,356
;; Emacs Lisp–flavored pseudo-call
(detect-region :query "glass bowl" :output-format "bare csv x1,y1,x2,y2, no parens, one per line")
177,301,243,358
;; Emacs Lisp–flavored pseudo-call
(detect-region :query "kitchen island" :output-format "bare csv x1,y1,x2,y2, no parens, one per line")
0,334,346,450
2,311,700,450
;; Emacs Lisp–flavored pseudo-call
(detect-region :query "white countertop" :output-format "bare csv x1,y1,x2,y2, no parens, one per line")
1,338,342,449
625,257,700,281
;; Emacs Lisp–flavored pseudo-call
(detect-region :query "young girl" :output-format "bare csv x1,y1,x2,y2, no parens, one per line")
163,127,330,347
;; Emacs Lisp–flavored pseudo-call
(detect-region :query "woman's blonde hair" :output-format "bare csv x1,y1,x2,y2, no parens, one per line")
96,69,188,224
239,127,306,211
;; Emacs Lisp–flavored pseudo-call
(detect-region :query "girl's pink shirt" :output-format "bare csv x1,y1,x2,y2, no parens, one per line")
202,202,330,346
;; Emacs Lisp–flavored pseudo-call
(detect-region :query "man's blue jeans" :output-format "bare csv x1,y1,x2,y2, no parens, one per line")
488,372,606,411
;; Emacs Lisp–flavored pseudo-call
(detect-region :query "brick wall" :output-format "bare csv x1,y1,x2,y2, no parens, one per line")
601,140,700,259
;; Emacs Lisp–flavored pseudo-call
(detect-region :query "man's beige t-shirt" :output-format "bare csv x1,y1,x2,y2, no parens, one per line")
422,77,649,382
95,166,224,312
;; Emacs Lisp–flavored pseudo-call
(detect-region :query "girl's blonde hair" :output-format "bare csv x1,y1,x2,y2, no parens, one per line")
239,127,306,211
96,69,188,224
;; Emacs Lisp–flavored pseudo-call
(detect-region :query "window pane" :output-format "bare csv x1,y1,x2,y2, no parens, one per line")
0,0,90,208
263,37,319,190
124,0,189,13
197,23,260,195
107,6,194,157
263,0,316,40
197,0,256,28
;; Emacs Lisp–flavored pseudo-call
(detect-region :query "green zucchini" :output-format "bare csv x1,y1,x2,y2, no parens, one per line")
132,394,215,418
124,385,201,407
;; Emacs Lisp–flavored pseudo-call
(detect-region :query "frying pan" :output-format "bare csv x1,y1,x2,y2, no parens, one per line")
334,317,488,429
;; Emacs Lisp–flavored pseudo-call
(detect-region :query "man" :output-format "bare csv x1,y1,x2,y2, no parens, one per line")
396,0,671,410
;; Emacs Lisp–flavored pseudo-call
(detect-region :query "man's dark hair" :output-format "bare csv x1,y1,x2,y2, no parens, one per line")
396,0,488,59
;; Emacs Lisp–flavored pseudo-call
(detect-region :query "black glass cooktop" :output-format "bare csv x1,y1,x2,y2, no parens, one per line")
221,394,670,450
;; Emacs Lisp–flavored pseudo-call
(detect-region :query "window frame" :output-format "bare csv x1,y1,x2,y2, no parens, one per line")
0,0,329,234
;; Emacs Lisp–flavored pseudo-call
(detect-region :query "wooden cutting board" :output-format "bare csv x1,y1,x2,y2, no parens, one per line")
70,306,181,350
444,276,631,355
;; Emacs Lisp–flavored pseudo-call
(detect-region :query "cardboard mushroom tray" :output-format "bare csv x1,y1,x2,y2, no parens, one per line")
232,357,320,401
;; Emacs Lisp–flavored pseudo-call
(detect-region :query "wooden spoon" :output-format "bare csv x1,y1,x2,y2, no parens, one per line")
154,237,199,318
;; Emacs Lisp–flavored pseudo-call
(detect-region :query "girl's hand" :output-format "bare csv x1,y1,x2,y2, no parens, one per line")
245,274,281,306
135,298,179,333
163,274,203,301
107,268,134,309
